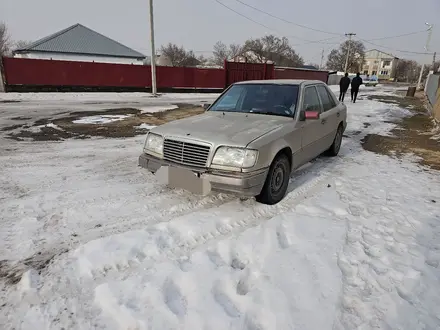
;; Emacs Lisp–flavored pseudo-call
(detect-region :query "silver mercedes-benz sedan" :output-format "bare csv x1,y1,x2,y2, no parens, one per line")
139,79,347,205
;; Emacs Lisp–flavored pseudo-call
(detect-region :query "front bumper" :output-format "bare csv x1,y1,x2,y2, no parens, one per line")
138,153,268,197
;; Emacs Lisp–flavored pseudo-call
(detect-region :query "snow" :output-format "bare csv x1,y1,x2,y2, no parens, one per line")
72,114,133,124
22,122,65,133
0,92,219,130
0,92,220,103
1,87,440,330
139,104,179,114
135,123,157,130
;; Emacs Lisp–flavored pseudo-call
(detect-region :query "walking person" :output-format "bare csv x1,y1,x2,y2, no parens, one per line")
350,72,363,103
338,73,350,102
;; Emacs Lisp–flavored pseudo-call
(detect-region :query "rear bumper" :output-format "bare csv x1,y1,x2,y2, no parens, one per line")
138,153,268,197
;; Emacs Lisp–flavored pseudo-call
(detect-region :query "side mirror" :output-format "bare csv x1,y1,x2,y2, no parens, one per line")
203,103,211,110
299,110,320,121
305,111,319,119
305,110,320,120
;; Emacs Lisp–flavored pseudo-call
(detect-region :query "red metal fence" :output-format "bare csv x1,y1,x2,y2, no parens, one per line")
3,57,149,87
224,61,274,86
274,67,329,83
1,57,329,92
156,65,224,89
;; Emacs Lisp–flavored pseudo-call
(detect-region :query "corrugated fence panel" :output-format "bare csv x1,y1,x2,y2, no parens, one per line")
192,68,225,88
425,73,440,106
3,57,331,91
274,68,329,83
225,62,274,86
3,57,225,89
3,57,150,87
156,66,224,89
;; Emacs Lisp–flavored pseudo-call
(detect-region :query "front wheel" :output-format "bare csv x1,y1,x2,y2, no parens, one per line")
324,124,343,157
256,154,291,205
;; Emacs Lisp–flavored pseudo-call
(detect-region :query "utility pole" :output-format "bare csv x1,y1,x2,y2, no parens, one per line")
432,52,436,73
344,33,356,73
320,48,324,70
417,23,433,90
149,0,157,96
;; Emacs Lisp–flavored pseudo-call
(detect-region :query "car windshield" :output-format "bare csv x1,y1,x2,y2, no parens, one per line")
209,83,299,117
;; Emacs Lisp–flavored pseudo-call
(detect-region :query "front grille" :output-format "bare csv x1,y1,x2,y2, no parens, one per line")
163,138,211,167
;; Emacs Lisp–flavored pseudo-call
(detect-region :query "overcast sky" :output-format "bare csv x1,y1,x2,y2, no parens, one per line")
2,0,440,64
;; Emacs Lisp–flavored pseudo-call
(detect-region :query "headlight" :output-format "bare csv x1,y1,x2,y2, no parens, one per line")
212,147,258,168
144,133,164,157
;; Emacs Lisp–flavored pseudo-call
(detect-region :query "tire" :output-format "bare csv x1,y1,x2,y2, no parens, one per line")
256,153,291,205
324,124,343,157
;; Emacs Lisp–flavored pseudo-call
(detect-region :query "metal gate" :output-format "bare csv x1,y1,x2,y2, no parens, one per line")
224,61,274,87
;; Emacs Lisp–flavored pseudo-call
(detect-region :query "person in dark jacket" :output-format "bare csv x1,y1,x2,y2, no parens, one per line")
339,73,350,102
351,73,363,103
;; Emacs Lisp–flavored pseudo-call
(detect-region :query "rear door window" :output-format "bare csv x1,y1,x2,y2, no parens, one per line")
316,85,336,111
302,86,322,112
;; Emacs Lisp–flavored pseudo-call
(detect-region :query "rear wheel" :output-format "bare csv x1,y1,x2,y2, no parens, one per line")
256,154,291,205
324,124,343,157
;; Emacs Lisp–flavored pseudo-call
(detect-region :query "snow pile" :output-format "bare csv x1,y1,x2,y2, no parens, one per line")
72,114,133,124
24,122,64,133
139,105,178,114
135,123,157,130
17,269,40,304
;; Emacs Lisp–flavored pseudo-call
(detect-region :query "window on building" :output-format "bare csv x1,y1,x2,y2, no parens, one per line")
372,71,377,75
380,70,389,75
363,70,369,75
383,60,391,67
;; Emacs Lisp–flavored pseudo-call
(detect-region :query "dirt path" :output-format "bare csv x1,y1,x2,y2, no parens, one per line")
362,92,440,170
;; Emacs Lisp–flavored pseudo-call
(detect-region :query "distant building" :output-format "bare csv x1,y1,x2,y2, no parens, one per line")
302,65,319,70
143,55,172,66
13,23,145,65
362,49,399,80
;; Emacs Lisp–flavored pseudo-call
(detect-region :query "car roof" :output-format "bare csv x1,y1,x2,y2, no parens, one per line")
233,79,325,86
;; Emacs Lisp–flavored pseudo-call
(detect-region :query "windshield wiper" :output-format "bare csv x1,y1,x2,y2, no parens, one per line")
248,110,291,117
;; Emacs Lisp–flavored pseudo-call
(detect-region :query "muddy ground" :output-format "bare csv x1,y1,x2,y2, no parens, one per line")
362,92,440,170
4,104,204,141
4,93,439,171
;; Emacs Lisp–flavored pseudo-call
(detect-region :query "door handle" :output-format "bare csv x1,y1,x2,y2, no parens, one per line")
337,112,340,117
321,119,326,124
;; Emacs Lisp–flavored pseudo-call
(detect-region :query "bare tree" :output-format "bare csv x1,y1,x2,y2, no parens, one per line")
326,40,365,72
0,22,12,57
395,59,420,83
14,40,32,50
159,43,200,67
212,41,243,65
241,35,303,67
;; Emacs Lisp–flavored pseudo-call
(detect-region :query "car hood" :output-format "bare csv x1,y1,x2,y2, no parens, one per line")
150,111,290,146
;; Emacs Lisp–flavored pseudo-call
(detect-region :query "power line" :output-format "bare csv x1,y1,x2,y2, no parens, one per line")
232,0,343,36
211,0,342,44
358,37,435,55
363,29,427,41
212,0,276,35
291,36,343,47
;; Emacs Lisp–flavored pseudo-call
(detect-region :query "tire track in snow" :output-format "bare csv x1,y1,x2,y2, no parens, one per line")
71,136,361,281
0,135,362,330
0,136,357,284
